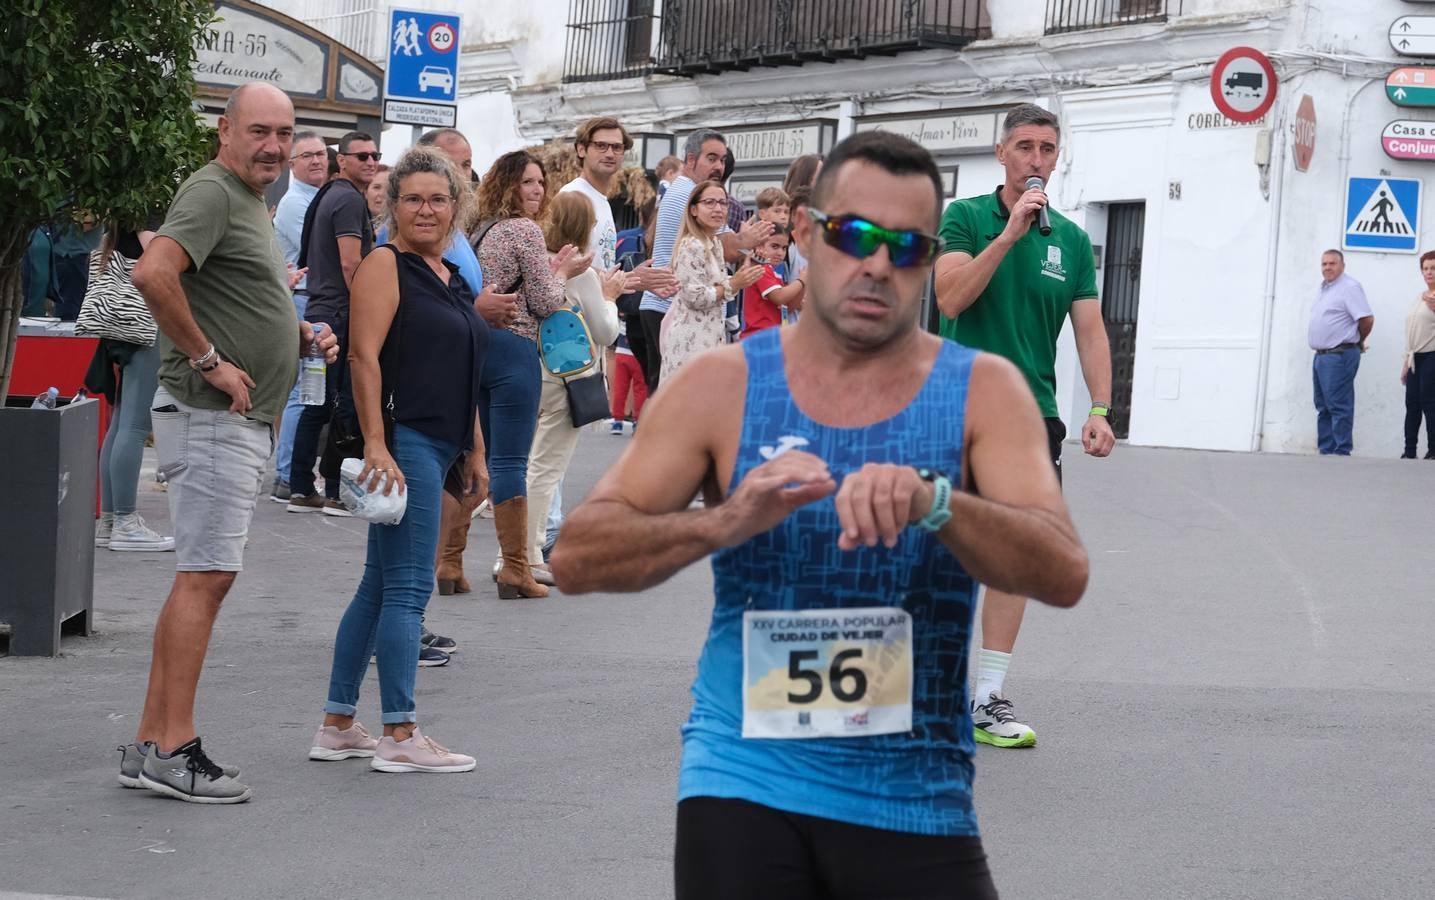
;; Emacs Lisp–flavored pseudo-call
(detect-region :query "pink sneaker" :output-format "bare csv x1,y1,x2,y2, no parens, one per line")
370,728,475,773
308,722,379,761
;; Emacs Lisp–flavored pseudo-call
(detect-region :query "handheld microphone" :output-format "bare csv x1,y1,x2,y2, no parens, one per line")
1024,176,1053,237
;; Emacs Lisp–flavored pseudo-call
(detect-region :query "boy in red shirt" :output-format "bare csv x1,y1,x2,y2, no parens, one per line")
739,229,806,340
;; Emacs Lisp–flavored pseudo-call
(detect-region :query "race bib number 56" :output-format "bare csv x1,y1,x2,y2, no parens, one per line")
742,607,913,739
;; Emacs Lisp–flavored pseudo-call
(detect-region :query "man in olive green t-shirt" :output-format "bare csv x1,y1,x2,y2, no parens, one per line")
125,82,338,804
933,103,1115,750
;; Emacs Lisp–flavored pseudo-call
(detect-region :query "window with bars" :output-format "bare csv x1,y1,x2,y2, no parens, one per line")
1045,0,1178,36
564,0,988,84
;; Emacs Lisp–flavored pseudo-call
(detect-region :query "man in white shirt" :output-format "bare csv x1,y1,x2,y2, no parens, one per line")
270,131,328,500
559,117,625,269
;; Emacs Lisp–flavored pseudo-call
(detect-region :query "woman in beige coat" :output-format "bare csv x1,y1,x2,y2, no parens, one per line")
1401,250,1435,458
525,193,625,578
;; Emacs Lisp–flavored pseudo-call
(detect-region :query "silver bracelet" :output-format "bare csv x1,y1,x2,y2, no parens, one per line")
189,344,217,371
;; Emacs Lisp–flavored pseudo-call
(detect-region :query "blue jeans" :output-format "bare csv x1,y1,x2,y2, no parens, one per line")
274,292,308,483
324,424,457,724
478,327,542,504
545,482,563,552
1313,347,1360,455
99,342,161,515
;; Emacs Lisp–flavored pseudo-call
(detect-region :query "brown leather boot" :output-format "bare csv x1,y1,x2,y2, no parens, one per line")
436,515,472,595
493,496,548,599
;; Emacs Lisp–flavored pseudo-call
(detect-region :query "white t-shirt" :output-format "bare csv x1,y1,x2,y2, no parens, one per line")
559,176,617,269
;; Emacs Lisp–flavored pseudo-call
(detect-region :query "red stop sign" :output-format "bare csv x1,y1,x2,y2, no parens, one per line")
1294,94,1317,172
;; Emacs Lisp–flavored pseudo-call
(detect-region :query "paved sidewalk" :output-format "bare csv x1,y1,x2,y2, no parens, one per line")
1,435,1432,899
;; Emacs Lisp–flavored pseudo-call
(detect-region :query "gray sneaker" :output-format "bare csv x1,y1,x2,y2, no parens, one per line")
95,512,114,548
108,512,175,552
270,478,292,503
117,741,239,788
138,738,251,804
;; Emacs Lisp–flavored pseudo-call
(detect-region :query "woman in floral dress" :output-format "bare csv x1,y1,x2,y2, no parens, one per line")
659,180,762,383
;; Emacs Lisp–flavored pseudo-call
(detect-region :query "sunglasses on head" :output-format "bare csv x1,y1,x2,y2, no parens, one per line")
806,208,943,268
341,151,381,162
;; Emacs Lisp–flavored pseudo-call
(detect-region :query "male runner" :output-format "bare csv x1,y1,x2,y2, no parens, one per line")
934,102,1115,748
551,131,1088,898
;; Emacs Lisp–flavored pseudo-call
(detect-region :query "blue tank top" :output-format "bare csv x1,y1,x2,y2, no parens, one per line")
677,328,982,837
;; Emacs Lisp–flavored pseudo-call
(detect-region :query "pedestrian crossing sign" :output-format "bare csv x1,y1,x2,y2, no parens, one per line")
1343,176,1421,253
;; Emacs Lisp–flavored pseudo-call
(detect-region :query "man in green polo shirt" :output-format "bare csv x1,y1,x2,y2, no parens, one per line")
123,82,338,804
934,102,1115,749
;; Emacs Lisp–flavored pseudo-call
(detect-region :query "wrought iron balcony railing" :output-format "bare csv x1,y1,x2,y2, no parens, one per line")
1044,0,1179,36
564,0,987,84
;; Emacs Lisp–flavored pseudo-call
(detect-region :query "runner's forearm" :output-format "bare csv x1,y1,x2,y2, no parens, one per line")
550,499,729,594
937,491,1087,607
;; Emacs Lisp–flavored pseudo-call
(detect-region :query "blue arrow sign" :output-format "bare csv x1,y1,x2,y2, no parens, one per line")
386,8,460,104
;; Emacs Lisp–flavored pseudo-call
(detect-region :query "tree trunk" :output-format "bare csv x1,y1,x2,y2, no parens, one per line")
0,225,30,406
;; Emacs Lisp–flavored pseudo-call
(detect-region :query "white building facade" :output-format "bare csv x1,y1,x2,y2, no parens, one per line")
278,0,1435,458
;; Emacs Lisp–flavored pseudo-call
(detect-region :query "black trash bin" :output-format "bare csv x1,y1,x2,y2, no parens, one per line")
0,397,97,655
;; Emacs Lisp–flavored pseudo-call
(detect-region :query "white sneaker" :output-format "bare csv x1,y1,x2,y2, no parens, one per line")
971,692,1036,748
95,512,114,547
108,513,175,552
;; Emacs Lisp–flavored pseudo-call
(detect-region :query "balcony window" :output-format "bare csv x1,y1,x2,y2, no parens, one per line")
564,0,988,84
1045,0,1179,36
565,0,660,82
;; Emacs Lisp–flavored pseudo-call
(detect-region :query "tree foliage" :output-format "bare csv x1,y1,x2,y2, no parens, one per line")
0,0,216,401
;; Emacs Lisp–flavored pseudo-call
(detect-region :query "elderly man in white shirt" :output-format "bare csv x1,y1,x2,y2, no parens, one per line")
270,131,329,500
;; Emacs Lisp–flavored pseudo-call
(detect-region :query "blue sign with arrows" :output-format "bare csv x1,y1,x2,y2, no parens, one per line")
386,8,460,104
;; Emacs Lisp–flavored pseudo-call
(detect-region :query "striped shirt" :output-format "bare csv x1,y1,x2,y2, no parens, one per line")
640,174,697,315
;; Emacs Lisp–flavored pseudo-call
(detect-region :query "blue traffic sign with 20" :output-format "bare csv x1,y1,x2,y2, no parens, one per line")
386,8,460,104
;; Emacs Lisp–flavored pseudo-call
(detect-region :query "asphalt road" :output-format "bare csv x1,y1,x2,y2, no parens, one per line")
1,432,1431,900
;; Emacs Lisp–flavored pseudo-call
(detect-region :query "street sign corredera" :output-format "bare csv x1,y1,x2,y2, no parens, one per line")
1387,66,1435,106
1390,17,1435,56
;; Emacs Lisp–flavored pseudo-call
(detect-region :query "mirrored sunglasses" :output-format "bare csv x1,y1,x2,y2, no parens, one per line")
806,208,943,268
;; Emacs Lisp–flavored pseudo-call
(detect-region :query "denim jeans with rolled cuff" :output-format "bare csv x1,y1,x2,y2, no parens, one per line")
323,424,457,725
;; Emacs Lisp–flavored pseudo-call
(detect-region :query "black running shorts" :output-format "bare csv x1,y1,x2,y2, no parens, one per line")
1044,417,1066,485
675,797,1000,900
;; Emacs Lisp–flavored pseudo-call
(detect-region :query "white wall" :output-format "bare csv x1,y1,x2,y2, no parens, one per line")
1261,76,1424,458
1257,0,1428,457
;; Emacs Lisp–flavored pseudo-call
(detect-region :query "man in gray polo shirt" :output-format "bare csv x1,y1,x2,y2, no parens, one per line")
123,82,338,804
1308,249,1374,455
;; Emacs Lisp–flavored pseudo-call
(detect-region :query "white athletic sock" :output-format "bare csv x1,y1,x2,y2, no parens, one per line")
973,649,1012,706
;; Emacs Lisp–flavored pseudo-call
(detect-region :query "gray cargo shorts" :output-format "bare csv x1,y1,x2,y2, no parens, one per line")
151,386,272,572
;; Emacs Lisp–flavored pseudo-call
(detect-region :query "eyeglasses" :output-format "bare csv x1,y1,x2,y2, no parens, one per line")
696,198,728,209
587,140,625,155
806,208,944,268
397,194,453,212
291,150,326,161
340,151,381,162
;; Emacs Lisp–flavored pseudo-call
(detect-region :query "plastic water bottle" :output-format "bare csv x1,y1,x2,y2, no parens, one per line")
30,387,59,409
299,335,326,406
